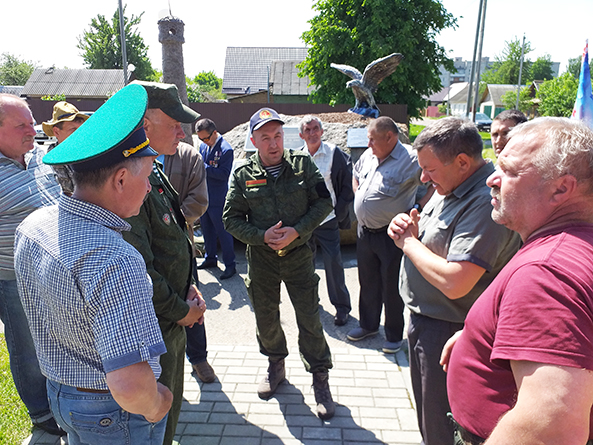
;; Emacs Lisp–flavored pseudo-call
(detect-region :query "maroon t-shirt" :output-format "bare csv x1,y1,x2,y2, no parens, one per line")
448,223,593,440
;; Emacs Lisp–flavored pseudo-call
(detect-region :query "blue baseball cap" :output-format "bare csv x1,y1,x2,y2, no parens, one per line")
249,107,285,134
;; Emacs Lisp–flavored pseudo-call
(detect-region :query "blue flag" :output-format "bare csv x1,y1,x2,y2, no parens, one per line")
572,40,593,129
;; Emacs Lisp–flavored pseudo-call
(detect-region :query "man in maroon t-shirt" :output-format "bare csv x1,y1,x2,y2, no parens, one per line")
443,117,593,444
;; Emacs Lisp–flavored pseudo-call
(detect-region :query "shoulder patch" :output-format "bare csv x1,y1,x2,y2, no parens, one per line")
246,179,267,188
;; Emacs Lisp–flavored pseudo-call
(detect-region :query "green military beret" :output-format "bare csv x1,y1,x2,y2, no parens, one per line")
43,83,157,172
133,80,200,123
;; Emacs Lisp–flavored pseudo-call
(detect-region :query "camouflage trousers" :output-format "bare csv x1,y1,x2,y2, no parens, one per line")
245,244,332,373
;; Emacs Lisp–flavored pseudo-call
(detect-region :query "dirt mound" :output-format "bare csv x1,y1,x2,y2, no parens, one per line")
222,111,408,159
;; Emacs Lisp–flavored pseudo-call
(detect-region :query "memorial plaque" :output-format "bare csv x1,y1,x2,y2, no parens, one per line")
347,128,369,148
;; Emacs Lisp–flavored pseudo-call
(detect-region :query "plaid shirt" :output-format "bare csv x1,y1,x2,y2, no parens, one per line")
15,195,165,390
0,146,60,279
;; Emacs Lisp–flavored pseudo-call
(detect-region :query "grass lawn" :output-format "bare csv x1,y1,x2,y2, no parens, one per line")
0,335,32,445
409,123,496,162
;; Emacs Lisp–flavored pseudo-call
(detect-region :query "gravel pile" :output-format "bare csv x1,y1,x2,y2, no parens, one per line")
221,112,409,159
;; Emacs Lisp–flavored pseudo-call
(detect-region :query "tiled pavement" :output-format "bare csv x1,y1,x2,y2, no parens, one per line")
21,243,422,445
25,345,420,445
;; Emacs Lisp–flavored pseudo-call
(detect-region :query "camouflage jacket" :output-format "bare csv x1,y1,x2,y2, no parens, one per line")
223,149,332,252
123,162,193,327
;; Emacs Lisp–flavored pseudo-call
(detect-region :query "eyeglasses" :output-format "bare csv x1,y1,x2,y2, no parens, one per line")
199,131,215,143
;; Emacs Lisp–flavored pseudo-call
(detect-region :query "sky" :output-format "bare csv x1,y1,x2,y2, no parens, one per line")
2,0,592,79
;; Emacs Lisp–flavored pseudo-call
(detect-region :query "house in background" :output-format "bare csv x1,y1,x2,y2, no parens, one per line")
479,84,518,118
0,85,24,96
222,47,312,103
21,68,128,100
20,67,129,122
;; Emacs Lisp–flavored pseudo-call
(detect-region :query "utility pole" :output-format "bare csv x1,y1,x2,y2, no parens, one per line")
472,0,487,122
118,0,128,85
516,34,526,110
465,0,484,118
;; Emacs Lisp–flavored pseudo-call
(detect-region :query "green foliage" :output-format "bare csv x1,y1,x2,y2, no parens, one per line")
0,335,31,445
536,72,578,117
193,71,222,90
300,0,457,118
531,55,554,81
567,56,582,80
501,86,531,113
41,93,66,101
481,37,533,85
0,53,36,86
566,55,593,81
77,6,155,80
186,71,225,103
146,69,163,82
437,102,448,114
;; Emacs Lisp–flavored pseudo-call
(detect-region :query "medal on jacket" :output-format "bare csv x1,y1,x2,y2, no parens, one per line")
158,187,177,225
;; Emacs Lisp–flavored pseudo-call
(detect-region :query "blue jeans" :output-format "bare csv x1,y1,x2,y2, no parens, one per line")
0,279,52,423
47,380,167,445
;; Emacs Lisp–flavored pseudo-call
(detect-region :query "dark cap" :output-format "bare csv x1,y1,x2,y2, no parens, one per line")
250,108,285,134
43,84,158,172
133,80,200,123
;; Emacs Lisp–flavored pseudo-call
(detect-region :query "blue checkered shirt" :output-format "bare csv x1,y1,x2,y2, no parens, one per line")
0,146,60,279
14,195,166,390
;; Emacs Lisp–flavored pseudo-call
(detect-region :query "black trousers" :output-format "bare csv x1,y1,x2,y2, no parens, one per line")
356,228,404,342
409,313,463,445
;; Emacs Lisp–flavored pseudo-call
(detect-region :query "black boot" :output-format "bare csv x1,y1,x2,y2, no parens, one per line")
312,371,335,420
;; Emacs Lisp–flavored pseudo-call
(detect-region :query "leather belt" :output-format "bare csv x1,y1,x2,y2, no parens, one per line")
76,387,110,394
362,225,388,234
448,413,484,445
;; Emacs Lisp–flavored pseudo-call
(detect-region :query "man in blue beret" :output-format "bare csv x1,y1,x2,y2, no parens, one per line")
125,81,210,445
14,84,173,443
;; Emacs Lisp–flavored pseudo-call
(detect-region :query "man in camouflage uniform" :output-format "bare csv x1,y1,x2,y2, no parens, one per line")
223,108,336,420
123,82,206,445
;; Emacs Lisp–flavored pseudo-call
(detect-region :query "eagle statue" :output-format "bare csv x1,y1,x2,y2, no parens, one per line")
331,53,404,118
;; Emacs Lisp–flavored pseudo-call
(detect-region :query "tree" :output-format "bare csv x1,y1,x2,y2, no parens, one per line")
300,0,457,117
186,71,225,103
536,72,578,117
78,6,154,80
566,55,593,81
531,55,554,81
481,38,533,85
0,53,37,85
501,86,531,113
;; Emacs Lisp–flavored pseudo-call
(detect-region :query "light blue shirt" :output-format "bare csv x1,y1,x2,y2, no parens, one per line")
0,146,60,279
15,195,166,390
353,140,422,229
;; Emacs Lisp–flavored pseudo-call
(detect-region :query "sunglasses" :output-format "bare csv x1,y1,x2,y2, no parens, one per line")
199,131,215,143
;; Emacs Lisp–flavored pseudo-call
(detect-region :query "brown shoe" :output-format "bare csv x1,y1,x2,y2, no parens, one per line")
313,372,335,420
193,361,216,383
257,359,285,400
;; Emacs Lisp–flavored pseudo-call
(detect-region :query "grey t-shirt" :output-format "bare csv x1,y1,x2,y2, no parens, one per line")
353,141,422,230
400,161,521,323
